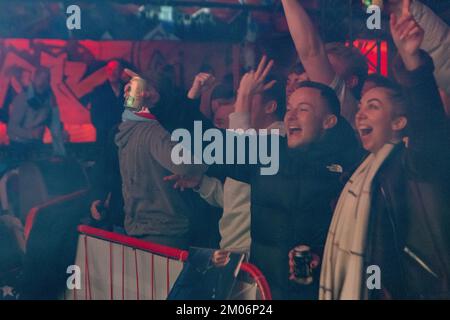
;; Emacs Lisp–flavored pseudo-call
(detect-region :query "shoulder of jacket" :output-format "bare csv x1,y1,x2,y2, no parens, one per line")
136,120,170,137
372,147,405,186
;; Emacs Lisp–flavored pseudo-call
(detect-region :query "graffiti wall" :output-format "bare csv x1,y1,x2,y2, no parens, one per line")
0,39,237,144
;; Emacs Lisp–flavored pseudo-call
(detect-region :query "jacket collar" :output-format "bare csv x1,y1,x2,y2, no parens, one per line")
122,109,157,122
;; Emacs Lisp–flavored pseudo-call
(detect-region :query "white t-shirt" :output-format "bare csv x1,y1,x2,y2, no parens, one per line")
329,75,359,128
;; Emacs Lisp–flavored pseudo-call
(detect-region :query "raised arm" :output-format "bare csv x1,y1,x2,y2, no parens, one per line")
164,173,225,208
145,122,208,176
390,0,448,153
387,0,450,95
281,0,335,85
231,56,276,129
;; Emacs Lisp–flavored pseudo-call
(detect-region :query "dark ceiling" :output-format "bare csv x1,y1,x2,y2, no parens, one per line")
0,0,447,41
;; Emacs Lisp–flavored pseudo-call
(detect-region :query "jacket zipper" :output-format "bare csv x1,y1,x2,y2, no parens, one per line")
380,185,408,296
381,185,441,292
403,246,439,279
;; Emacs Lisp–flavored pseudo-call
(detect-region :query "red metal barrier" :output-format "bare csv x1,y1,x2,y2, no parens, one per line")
75,225,272,300
78,225,188,261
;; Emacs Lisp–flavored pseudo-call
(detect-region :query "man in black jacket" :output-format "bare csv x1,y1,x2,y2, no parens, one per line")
167,59,362,299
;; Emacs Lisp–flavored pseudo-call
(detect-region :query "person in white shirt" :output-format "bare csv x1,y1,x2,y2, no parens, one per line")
165,57,286,256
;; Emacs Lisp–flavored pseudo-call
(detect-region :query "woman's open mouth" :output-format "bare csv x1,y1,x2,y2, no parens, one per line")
358,126,373,137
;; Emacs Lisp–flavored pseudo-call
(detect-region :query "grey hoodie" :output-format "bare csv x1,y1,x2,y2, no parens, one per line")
115,117,206,238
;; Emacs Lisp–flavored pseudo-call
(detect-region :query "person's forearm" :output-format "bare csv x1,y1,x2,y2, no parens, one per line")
234,92,252,114
399,51,421,71
281,0,324,58
150,123,208,176
229,111,251,130
393,51,447,151
196,175,224,208
281,0,335,84
187,86,200,100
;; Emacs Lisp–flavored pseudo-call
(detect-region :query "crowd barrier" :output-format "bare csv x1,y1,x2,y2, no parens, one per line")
66,225,272,300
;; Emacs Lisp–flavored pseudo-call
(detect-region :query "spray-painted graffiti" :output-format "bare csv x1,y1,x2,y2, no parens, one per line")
0,39,234,144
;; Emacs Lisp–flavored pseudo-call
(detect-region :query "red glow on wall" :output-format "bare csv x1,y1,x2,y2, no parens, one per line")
0,38,388,145
0,38,233,144
351,39,388,76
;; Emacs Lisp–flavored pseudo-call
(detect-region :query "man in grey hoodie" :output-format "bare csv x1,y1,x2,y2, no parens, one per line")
115,73,209,249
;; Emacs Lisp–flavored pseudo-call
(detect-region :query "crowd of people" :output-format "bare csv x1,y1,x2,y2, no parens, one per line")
1,0,449,300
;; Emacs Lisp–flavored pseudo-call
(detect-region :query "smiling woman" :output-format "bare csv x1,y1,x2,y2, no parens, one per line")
320,5,450,299
356,83,408,153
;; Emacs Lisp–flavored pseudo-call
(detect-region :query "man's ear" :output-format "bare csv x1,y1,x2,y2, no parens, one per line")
211,100,220,114
264,100,277,115
323,114,338,130
392,116,407,132
345,75,359,90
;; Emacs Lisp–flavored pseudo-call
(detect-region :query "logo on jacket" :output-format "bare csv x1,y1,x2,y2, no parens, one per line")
326,164,343,173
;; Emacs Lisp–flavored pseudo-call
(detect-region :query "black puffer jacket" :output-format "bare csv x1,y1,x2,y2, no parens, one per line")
209,118,362,299
365,52,450,299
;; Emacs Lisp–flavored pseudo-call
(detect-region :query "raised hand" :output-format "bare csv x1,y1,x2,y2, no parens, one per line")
163,174,203,192
390,0,424,69
188,73,216,99
122,69,160,109
238,56,276,98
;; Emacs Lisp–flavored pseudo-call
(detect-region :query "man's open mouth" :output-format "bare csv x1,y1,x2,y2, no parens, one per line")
288,127,302,135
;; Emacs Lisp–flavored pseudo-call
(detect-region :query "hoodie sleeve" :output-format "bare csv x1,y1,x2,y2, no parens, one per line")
145,121,208,176
194,175,224,208
411,0,450,95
